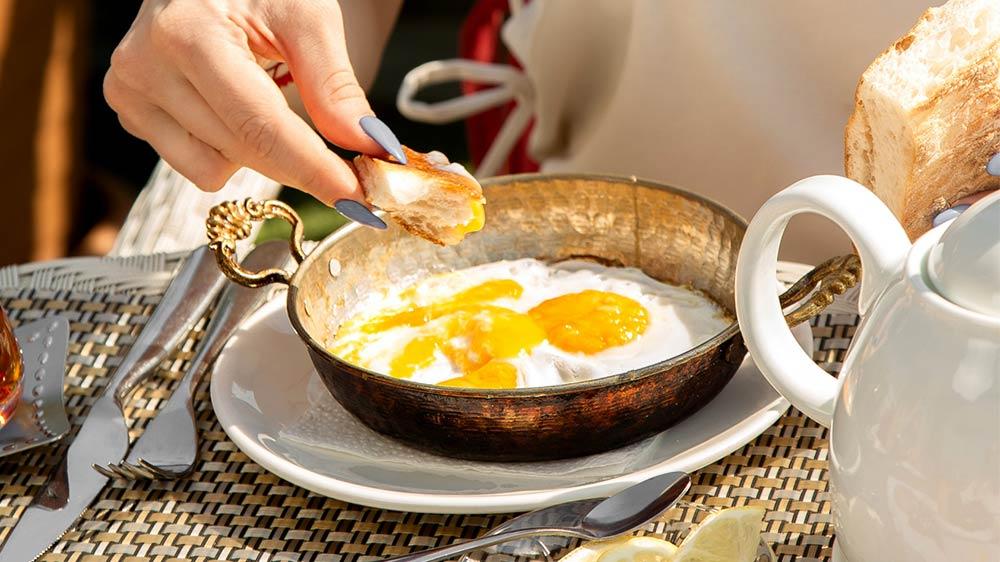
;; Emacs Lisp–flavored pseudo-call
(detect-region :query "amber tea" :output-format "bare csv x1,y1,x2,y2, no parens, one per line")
0,306,22,426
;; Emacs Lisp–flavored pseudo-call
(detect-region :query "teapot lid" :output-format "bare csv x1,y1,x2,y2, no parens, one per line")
927,190,1000,316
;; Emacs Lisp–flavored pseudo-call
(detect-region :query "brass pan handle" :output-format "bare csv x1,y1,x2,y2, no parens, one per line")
206,199,307,287
725,254,860,365
777,254,862,327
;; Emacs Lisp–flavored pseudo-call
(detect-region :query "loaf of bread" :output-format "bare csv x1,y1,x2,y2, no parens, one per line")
845,0,1000,239
354,147,485,246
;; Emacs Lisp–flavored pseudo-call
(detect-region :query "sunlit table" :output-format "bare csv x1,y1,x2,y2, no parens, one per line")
0,252,849,561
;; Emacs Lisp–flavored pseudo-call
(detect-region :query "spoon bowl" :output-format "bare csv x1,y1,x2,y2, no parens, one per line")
581,471,692,537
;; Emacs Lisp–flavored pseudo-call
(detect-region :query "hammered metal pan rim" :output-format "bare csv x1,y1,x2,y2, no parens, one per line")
286,173,747,398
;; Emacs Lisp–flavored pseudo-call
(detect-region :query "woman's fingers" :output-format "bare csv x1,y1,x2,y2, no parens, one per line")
103,71,239,191
105,0,383,203
145,72,339,184
140,75,238,158
262,1,383,155
168,34,364,202
932,189,998,227
951,190,996,207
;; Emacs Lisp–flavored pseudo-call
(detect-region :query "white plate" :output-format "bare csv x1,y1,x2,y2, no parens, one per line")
211,297,811,514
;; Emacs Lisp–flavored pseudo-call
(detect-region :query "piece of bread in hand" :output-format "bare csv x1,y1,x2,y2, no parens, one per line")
354,147,485,246
845,0,1000,240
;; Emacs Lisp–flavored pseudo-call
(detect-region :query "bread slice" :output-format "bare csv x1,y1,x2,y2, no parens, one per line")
354,147,485,246
845,0,1000,239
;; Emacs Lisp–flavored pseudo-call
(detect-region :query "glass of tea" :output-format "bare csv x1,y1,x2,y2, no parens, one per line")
0,306,22,427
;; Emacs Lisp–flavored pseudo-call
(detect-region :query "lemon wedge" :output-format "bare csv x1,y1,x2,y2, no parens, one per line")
559,536,678,562
672,506,764,562
556,507,765,562
558,540,618,562
596,537,679,562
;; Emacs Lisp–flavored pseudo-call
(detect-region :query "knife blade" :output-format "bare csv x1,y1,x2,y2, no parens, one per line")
0,245,226,561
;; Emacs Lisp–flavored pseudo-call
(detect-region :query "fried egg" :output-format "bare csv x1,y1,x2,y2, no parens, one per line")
330,259,731,389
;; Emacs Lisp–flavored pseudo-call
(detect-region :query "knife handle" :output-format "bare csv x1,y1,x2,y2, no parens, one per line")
111,246,226,406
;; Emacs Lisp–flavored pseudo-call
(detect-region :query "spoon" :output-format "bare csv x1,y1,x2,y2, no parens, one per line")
458,498,602,561
385,472,691,562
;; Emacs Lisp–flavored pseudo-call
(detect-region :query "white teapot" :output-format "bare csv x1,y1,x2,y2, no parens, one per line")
735,176,999,562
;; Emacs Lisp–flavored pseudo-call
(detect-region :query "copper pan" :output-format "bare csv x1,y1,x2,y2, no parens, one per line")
206,174,857,461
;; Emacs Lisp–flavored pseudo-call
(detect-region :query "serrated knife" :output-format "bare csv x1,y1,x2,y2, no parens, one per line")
0,245,226,561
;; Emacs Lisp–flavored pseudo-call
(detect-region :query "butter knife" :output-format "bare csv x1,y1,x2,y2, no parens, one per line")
0,245,226,561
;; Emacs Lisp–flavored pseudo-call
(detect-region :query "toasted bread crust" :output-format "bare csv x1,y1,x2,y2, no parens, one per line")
354,146,485,246
397,147,484,202
843,100,872,197
354,155,447,244
901,47,1000,235
844,2,1000,240
389,215,452,247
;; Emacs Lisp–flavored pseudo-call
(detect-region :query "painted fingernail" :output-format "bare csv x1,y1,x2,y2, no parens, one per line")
987,152,1000,176
360,115,407,164
932,204,971,227
334,199,387,229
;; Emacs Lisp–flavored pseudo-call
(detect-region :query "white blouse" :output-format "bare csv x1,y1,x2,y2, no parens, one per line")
400,0,936,263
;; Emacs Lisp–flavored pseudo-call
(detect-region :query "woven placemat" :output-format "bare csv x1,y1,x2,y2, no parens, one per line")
0,256,855,562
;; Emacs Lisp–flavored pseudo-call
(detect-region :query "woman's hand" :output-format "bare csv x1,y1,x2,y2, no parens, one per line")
933,153,1000,226
105,0,383,203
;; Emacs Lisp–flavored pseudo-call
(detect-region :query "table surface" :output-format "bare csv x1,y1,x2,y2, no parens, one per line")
0,254,856,562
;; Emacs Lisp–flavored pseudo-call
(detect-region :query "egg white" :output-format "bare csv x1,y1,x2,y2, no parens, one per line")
334,258,731,388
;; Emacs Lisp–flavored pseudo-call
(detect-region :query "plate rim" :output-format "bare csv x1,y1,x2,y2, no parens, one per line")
211,297,806,514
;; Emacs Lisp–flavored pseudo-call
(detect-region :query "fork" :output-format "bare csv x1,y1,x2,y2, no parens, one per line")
94,241,292,480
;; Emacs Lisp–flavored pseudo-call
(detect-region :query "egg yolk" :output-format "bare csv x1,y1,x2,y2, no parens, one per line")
356,278,521,334
442,306,546,372
439,361,518,389
387,305,544,379
452,200,485,237
528,290,649,354
333,280,650,389
388,335,438,379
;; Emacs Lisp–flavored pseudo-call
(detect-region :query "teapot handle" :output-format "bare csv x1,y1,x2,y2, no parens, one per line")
735,175,910,427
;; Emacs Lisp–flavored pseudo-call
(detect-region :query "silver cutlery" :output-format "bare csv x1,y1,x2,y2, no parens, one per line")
0,245,226,562
459,498,602,562
95,241,292,480
386,472,691,562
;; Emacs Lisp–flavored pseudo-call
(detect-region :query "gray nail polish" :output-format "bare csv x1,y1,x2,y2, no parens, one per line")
932,204,971,227
360,115,407,164
987,152,1000,176
334,199,387,229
